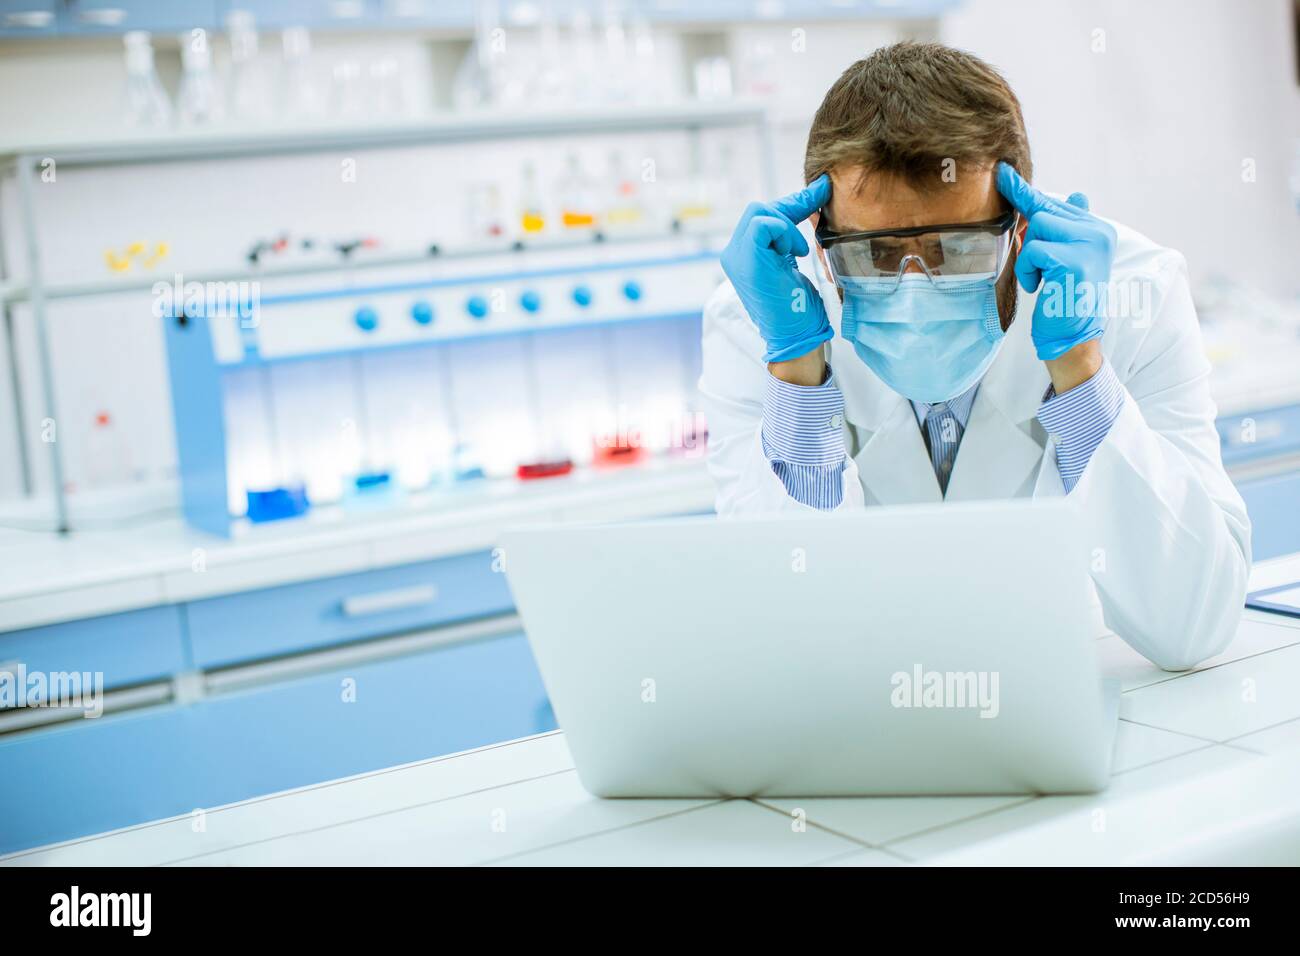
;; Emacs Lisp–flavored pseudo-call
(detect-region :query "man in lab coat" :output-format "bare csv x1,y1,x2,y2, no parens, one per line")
699,42,1250,671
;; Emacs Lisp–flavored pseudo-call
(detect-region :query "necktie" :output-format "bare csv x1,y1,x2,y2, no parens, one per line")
922,404,963,495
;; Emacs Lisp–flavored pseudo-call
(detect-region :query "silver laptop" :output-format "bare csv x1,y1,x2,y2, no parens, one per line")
503,499,1119,796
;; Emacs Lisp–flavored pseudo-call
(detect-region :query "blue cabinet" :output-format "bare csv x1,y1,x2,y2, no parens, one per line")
0,604,186,693
0,1,58,37
4,0,960,39
59,1,218,34
0,549,545,855
183,550,513,669
1236,471,1300,562
0,630,556,855
1218,403,1300,467
214,0,380,32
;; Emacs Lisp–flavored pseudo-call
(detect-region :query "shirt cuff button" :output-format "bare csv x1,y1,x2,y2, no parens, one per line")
829,413,844,428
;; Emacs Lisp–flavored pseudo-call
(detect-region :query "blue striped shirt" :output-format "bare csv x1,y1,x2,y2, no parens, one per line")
1037,360,1125,489
760,363,848,507
761,360,1124,508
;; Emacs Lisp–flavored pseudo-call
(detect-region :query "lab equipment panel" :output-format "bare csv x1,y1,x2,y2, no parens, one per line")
244,253,720,361
165,242,718,535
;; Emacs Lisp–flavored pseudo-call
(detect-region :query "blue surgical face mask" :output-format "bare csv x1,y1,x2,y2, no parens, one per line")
838,269,1006,405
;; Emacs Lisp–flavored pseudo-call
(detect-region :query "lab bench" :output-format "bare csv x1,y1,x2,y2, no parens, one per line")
6,553,1300,867
1,432,1297,857
0,459,714,854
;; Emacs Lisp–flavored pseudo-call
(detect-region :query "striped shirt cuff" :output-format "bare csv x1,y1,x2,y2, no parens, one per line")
1037,360,1125,493
761,364,847,509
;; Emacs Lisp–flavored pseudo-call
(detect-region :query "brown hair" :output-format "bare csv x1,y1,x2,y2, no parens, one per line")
803,42,1032,190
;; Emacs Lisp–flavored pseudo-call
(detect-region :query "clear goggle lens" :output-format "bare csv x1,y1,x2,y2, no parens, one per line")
819,213,1017,287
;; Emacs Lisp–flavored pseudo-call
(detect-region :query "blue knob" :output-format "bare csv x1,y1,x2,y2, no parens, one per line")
354,306,379,332
572,284,593,308
466,295,489,319
622,280,643,302
411,300,434,325
520,290,542,314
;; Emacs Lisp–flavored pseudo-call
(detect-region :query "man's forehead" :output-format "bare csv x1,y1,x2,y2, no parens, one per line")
826,164,1002,232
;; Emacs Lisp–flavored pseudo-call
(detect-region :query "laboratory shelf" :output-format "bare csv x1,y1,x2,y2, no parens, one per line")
0,226,728,305
0,99,766,538
0,101,769,168
0,628,556,855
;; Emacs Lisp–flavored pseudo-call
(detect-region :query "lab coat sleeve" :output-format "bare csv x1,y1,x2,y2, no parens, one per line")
698,281,866,515
1062,254,1251,671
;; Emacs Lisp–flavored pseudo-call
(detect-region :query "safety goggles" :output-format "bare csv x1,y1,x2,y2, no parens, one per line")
816,210,1018,289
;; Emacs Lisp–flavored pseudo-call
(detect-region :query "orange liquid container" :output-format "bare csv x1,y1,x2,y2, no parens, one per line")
561,210,596,228
592,440,645,467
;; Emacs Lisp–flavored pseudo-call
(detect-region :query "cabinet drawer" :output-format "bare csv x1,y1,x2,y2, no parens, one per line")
184,550,512,668
1237,471,1300,562
1218,403,1300,466
0,604,186,693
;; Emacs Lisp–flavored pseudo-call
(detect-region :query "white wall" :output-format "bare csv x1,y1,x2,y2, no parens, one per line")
941,0,1300,297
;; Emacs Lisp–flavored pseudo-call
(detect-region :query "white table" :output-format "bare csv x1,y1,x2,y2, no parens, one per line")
7,555,1300,868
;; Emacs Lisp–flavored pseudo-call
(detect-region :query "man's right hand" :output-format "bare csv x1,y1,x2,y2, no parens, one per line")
720,174,833,371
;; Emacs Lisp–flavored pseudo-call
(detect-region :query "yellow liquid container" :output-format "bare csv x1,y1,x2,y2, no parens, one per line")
521,211,546,233
674,203,714,221
604,206,643,226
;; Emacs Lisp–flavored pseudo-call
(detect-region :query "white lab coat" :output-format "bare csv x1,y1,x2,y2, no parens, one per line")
699,218,1251,671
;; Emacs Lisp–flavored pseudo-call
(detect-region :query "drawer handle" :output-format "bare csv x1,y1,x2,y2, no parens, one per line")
78,8,128,26
341,585,438,618
4,11,55,29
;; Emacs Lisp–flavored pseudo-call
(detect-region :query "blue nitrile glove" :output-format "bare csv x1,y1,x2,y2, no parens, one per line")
720,174,833,364
996,162,1117,362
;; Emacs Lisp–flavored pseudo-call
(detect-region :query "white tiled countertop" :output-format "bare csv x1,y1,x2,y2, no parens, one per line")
7,555,1300,868
0,458,714,632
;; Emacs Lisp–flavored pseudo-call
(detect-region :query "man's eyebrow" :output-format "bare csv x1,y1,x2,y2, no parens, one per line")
824,209,1013,235
821,213,866,234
